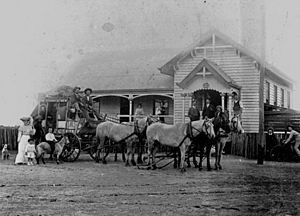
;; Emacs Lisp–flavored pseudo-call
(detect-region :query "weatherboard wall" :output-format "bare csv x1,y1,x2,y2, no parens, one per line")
174,36,261,133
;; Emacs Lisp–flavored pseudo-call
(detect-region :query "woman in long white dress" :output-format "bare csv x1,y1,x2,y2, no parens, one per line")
15,117,36,165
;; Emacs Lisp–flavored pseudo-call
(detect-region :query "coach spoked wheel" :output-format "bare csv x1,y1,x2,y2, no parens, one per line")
88,135,98,161
270,145,283,162
95,138,110,163
61,132,81,162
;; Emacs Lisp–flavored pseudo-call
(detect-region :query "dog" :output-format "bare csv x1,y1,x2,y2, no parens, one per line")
2,144,10,160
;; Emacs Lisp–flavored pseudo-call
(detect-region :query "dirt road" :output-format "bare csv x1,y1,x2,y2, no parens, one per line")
0,153,299,216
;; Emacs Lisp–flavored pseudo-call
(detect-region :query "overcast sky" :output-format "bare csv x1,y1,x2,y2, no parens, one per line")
0,0,299,125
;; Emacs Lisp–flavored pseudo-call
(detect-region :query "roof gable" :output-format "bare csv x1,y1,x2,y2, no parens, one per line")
159,29,293,87
176,58,240,89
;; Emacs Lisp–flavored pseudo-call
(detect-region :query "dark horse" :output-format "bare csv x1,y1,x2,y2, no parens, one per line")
186,111,230,171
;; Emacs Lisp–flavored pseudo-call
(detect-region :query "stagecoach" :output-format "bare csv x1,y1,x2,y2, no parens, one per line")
32,90,111,162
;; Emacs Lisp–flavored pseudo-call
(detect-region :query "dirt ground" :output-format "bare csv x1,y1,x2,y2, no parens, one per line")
0,152,299,216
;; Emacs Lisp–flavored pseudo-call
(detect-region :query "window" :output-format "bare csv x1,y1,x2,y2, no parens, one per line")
287,91,291,108
265,81,270,104
153,99,169,115
281,88,284,107
274,85,278,106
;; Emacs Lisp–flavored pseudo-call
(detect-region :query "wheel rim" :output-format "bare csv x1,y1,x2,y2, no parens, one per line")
88,135,98,161
61,133,81,162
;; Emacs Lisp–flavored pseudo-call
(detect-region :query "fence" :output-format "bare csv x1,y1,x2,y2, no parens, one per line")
265,110,300,131
0,126,19,150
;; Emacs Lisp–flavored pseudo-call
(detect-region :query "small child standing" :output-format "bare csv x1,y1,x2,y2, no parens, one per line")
25,138,36,165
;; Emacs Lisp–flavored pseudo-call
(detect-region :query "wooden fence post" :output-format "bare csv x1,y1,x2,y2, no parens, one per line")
257,65,265,164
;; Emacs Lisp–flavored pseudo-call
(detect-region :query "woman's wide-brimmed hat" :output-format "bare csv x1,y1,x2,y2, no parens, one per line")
20,117,31,122
84,88,92,93
73,86,81,92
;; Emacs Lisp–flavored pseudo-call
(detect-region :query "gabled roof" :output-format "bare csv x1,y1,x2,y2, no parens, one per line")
159,29,293,87
176,58,240,89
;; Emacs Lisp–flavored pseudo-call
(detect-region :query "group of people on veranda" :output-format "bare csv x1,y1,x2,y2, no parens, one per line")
134,102,167,122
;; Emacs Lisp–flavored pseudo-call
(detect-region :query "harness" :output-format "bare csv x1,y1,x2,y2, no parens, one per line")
114,117,150,145
177,120,210,148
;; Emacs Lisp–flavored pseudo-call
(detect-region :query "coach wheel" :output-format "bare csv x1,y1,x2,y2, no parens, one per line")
96,139,110,162
61,132,81,162
88,135,98,161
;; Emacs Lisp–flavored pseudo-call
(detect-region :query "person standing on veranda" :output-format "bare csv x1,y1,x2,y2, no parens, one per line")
15,117,36,165
188,101,200,122
134,103,144,121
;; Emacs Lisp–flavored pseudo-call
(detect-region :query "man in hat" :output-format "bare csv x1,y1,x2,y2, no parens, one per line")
82,87,102,120
202,97,216,121
70,86,83,114
188,101,200,122
82,88,93,108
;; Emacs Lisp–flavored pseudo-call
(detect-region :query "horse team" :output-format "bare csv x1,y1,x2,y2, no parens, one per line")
94,115,243,172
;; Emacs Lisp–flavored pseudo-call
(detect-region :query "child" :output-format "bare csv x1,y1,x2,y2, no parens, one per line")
25,138,36,165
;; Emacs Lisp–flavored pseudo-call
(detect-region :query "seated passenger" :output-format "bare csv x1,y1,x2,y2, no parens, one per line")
82,88,101,120
45,128,57,156
70,86,83,114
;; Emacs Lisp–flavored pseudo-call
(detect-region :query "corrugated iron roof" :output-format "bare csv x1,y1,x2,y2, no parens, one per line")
60,49,176,91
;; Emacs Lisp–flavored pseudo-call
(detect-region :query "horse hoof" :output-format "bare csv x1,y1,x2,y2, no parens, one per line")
187,164,191,168
152,165,157,170
131,160,136,166
193,163,198,168
180,168,186,173
125,162,130,167
207,167,212,171
102,160,107,165
218,165,222,170
214,166,219,171
198,167,203,171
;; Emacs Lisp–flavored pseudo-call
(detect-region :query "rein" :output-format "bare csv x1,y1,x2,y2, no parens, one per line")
114,117,149,144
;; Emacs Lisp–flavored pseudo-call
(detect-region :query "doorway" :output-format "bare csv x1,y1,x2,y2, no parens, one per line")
193,89,226,111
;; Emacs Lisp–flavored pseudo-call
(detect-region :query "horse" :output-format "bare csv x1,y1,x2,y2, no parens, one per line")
230,115,244,134
95,116,152,166
36,135,69,164
213,112,231,170
146,119,215,172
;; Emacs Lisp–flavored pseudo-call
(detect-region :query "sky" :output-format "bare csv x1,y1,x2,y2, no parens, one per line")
0,0,299,126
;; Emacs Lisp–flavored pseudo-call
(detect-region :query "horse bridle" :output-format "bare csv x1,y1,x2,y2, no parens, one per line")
203,120,214,139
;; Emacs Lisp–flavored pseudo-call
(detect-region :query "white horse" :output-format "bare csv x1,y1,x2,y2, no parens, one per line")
36,136,69,164
230,115,244,134
146,119,215,172
95,117,151,165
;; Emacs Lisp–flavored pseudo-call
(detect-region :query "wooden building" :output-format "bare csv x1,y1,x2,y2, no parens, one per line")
57,30,294,158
